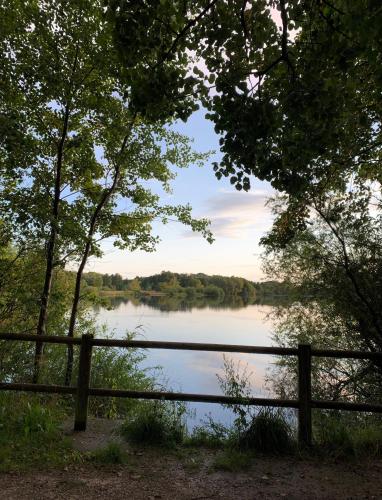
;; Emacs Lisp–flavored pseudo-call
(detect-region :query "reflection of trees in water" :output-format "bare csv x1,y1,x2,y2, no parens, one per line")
104,293,291,312
108,294,251,312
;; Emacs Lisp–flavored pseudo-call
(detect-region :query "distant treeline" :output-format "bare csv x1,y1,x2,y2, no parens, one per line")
82,271,291,300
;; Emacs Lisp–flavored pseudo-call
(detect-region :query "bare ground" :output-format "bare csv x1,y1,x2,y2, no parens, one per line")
0,419,381,500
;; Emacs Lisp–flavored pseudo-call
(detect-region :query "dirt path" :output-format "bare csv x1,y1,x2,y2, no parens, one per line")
1,456,381,500
0,419,381,499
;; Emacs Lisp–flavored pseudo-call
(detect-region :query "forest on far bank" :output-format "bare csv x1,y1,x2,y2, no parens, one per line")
81,270,291,301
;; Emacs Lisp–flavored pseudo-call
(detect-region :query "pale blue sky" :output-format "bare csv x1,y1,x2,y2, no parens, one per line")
88,108,274,281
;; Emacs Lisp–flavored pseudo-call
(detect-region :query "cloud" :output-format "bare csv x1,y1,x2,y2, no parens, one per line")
204,189,275,239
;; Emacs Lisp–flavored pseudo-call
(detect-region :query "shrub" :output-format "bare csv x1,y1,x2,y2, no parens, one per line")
121,400,187,448
239,409,294,454
89,333,155,419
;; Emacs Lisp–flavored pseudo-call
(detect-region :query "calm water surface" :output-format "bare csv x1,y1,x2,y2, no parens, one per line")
96,297,278,427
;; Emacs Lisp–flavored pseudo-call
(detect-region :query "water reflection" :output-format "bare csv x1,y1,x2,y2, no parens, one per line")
98,293,287,313
95,295,277,427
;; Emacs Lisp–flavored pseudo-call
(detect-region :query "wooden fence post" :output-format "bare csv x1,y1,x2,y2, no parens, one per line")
74,334,93,431
298,343,312,447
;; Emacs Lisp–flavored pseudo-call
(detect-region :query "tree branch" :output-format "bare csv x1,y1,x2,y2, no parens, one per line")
153,0,219,69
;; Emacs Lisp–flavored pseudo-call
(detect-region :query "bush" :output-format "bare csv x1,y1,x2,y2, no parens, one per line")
239,409,294,454
120,400,187,448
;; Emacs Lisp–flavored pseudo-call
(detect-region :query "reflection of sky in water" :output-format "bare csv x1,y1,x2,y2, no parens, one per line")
95,300,277,428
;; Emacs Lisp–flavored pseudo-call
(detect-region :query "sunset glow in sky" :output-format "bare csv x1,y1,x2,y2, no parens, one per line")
88,109,275,281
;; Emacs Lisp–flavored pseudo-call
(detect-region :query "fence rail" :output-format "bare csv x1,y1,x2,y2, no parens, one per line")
0,332,381,446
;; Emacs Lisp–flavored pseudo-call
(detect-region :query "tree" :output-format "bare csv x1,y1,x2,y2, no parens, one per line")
128,278,141,293
110,1,382,395
0,0,212,383
110,0,382,220
263,186,382,400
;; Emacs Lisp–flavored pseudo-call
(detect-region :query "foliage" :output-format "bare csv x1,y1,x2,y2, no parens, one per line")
120,400,187,448
0,393,76,471
264,190,382,404
0,326,155,419
110,1,382,195
83,270,259,301
88,332,155,418
217,354,294,454
0,249,77,334
217,355,255,436
187,417,229,448
0,0,212,258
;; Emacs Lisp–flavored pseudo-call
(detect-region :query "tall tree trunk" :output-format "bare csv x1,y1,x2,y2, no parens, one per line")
33,45,79,383
33,105,70,383
64,129,133,386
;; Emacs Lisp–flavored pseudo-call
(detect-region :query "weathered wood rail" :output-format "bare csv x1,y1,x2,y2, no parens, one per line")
0,332,381,446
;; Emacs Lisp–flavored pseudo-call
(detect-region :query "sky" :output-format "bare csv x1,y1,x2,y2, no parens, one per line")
87,108,275,282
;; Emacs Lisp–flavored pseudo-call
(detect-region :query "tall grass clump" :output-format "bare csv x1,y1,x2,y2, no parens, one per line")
91,442,127,464
121,400,187,448
239,408,294,454
217,355,295,454
0,392,74,471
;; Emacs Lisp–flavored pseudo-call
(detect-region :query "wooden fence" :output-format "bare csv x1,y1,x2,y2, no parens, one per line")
0,332,381,446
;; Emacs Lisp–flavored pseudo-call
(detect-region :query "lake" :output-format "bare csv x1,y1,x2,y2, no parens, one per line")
95,296,279,428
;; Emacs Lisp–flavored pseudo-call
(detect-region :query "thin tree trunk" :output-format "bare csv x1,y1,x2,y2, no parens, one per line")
64,129,133,386
33,104,70,383
33,45,79,383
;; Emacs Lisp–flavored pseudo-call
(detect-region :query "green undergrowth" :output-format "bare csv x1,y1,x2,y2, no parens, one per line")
185,419,228,449
0,393,78,471
120,400,187,448
313,412,382,459
1,394,381,472
120,401,295,471
89,442,128,465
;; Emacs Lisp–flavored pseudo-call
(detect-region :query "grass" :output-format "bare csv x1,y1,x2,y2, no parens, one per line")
238,409,295,454
185,420,228,449
314,412,382,459
0,393,78,471
1,389,381,473
120,400,187,448
212,449,254,472
90,442,128,464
